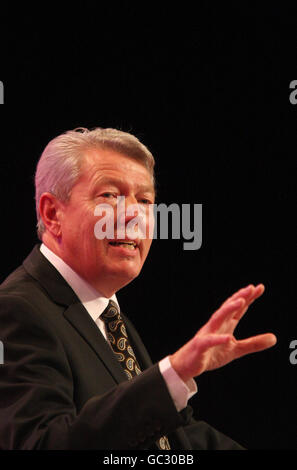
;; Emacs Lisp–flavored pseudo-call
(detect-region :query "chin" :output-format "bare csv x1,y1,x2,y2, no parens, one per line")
114,266,141,285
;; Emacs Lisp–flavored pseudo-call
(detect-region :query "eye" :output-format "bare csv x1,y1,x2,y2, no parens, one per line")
101,192,116,198
138,198,152,205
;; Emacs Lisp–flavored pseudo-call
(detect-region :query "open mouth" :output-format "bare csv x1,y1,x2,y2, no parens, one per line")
108,241,138,251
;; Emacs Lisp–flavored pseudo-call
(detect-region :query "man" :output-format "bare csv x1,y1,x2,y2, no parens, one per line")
0,127,276,450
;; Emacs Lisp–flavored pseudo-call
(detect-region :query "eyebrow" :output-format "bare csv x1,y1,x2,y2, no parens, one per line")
92,176,155,194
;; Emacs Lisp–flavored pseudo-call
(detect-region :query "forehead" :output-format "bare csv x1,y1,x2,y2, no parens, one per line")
80,148,154,190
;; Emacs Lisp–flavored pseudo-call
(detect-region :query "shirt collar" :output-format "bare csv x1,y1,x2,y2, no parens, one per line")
39,243,120,322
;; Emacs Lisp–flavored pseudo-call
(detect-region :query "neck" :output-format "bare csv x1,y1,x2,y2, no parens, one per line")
41,235,122,298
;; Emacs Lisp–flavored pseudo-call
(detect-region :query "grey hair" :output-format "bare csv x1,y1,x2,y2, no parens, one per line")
35,127,155,240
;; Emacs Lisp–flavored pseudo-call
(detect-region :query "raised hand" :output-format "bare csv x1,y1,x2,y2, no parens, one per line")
170,284,277,383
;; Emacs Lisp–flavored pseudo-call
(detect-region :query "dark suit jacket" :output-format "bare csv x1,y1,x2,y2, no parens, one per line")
0,245,243,450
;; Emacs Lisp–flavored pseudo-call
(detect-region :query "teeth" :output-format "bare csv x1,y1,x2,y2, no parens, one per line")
126,244,135,250
109,241,137,249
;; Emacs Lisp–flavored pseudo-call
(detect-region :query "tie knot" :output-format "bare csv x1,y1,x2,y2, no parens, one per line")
101,300,120,323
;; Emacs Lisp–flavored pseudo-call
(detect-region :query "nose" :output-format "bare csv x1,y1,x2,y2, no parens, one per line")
116,195,140,224
125,196,141,223
115,195,147,240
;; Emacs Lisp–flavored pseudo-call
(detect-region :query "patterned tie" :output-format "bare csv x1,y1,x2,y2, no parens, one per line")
101,300,171,450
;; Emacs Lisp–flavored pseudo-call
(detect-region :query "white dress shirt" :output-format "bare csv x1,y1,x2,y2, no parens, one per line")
40,243,197,412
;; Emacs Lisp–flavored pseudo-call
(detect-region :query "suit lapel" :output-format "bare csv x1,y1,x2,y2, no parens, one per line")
63,303,127,384
23,244,127,384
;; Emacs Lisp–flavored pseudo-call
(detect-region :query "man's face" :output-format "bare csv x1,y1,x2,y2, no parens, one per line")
57,148,155,297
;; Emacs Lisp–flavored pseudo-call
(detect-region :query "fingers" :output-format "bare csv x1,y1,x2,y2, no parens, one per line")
244,284,265,308
218,283,265,325
231,285,263,321
222,285,252,306
203,284,265,335
223,284,264,308
234,333,277,359
205,297,245,333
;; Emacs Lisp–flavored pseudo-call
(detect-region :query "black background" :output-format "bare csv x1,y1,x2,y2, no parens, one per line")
0,4,296,450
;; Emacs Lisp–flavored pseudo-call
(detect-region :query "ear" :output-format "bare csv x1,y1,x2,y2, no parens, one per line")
38,192,64,238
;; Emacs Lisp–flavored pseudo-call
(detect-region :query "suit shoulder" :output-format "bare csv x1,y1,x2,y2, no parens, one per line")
0,263,56,326
1,264,30,290
0,264,43,301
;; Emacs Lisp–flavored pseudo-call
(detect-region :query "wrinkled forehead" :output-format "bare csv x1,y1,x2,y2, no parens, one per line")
80,148,156,189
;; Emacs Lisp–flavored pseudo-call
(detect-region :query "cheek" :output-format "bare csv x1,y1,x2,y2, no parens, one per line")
142,239,153,259
64,212,99,251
